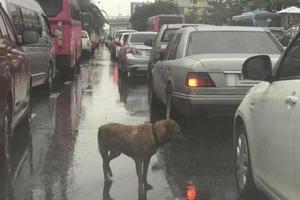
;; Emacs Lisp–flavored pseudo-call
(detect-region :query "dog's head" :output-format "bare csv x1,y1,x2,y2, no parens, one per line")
154,119,185,144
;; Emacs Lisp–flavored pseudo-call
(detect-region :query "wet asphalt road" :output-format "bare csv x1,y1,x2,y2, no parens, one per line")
2,46,240,200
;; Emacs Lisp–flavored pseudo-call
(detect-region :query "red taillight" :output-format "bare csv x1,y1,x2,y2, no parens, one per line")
186,182,197,200
126,47,138,54
186,72,215,87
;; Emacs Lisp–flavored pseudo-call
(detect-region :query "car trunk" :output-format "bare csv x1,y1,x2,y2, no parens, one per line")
189,54,281,95
130,44,152,58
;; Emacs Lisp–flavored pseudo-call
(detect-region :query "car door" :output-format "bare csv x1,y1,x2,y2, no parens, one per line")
276,34,300,199
0,7,27,115
250,43,297,198
151,34,176,103
21,8,47,87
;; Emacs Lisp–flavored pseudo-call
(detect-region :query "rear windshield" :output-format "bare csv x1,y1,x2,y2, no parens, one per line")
161,29,178,42
187,31,281,56
159,16,183,26
37,0,62,17
82,32,88,38
130,33,157,44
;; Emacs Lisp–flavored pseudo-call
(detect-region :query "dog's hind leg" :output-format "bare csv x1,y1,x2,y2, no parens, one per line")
106,149,121,177
143,157,153,190
135,159,145,194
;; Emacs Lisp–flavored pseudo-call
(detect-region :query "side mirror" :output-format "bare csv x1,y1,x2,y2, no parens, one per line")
242,55,272,81
144,39,153,47
22,31,39,44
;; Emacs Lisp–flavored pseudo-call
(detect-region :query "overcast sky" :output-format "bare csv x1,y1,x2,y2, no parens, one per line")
93,0,155,17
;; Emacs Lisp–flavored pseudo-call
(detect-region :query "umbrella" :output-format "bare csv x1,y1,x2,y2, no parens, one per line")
277,6,300,14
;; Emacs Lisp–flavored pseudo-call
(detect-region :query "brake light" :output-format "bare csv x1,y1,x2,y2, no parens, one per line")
126,47,138,54
186,72,215,87
186,182,197,200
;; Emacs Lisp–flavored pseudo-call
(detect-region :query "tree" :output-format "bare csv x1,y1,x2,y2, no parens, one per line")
130,1,181,31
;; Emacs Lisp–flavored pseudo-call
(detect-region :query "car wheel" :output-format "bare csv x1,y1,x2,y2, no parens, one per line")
45,65,53,96
149,80,164,123
0,101,12,181
235,124,262,200
166,86,179,120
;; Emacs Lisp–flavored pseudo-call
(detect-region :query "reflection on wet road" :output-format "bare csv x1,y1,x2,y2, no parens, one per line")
1,47,241,200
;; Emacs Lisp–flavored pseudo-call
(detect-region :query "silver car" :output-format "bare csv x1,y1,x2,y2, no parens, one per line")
119,32,157,77
150,26,283,118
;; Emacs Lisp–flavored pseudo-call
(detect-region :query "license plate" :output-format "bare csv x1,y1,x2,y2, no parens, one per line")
225,73,257,86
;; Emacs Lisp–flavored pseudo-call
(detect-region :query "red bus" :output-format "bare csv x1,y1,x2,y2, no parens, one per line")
37,0,82,77
147,14,186,32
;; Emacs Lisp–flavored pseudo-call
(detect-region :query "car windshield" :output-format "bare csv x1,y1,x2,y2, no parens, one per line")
187,31,281,55
37,0,62,17
129,33,157,44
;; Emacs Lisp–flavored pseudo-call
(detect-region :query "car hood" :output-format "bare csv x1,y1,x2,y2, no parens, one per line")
188,54,281,72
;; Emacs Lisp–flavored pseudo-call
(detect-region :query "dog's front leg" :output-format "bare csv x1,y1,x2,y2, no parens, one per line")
143,157,153,190
135,159,145,194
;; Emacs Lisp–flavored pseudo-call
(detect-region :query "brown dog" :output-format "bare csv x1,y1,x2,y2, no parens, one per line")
98,119,184,193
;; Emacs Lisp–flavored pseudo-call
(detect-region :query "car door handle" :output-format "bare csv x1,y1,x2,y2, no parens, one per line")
250,101,255,110
286,96,298,105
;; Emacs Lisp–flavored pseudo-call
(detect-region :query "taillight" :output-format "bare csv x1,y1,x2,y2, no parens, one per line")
186,72,215,87
126,47,138,54
186,182,197,200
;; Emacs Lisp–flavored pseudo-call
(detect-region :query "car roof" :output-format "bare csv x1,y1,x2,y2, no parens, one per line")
130,31,157,35
160,23,210,30
181,26,268,32
2,0,44,13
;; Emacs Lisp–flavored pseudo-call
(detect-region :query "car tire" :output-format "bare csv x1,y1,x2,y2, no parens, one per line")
0,101,12,182
149,80,164,123
235,124,263,200
166,86,180,120
44,65,53,96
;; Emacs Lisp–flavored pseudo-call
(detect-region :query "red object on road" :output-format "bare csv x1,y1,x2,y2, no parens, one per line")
186,181,197,200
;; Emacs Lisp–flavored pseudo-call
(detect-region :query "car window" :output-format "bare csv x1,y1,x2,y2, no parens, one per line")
0,9,12,42
129,34,157,44
161,28,178,42
187,31,281,56
277,35,300,79
167,33,182,60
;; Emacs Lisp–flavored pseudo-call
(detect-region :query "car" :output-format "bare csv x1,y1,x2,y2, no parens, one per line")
234,27,300,200
119,32,157,77
81,31,92,54
110,29,136,60
0,2,34,182
149,26,283,119
1,0,56,94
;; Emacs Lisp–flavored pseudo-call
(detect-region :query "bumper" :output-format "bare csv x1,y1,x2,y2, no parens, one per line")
172,92,245,115
56,55,71,69
123,54,149,72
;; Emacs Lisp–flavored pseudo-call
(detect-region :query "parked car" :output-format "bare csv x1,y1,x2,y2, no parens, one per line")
149,26,283,119
234,28,300,200
147,24,207,78
110,29,136,60
0,0,56,94
119,32,157,77
0,2,34,182
81,31,92,54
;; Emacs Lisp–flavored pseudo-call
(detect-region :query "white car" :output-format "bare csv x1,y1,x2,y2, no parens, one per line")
234,32,300,200
81,31,92,53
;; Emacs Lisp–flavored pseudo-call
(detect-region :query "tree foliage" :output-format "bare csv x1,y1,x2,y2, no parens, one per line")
80,3,107,32
129,1,181,31
206,0,300,25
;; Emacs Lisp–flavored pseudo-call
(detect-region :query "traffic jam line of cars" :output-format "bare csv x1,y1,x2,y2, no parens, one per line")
0,0,99,188
106,20,300,199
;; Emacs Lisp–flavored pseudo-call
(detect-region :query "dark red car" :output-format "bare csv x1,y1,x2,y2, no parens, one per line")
0,3,37,181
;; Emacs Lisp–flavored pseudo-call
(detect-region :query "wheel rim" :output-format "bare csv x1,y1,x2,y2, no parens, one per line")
236,133,249,190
